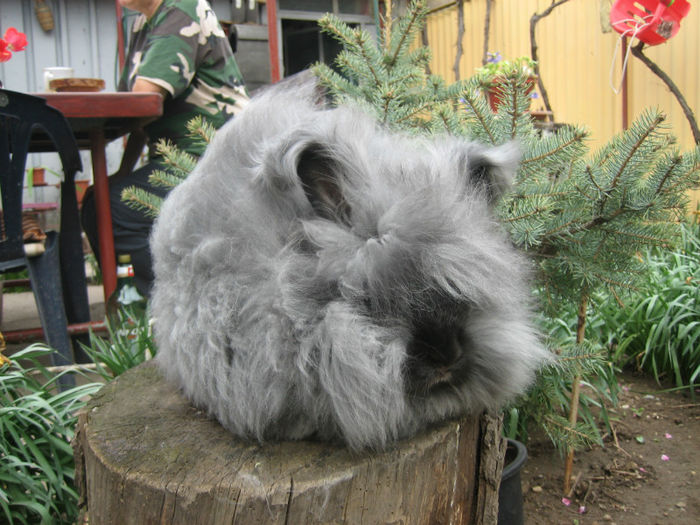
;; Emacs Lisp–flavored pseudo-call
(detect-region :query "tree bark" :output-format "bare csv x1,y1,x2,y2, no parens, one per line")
74,361,506,525
422,25,432,75
563,291,588,495
454,0,465,81
630,42,700,144
529,0,572,122
482,0,493,66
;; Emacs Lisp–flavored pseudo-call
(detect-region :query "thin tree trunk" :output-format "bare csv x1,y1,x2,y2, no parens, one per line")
563,291,588,495
482,0,493,66
630,41,700,144
530,0,572,122
383,1,392,50
454,0,465,81
421,25,432,75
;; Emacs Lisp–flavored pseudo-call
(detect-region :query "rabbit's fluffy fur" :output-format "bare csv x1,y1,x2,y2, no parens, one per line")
151,76,550,450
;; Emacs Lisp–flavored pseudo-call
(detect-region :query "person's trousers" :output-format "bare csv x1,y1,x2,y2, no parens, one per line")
81,162,169,297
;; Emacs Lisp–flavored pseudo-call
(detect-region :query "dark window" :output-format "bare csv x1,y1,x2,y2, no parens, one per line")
282,19,352,77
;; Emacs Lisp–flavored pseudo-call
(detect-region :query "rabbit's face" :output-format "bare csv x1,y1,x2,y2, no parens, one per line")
287,130,524,400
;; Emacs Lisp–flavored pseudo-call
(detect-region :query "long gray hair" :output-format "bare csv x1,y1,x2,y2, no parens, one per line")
150,76,550,450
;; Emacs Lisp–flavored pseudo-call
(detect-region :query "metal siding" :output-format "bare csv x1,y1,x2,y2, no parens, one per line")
1,0,123,196
1,1,119,92
426,0,699,205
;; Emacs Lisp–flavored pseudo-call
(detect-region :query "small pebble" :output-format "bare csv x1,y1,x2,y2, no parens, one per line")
531,485,543,493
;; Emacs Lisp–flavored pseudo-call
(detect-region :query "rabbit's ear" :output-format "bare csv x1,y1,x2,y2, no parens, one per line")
297,143,350,223
465,141,520,203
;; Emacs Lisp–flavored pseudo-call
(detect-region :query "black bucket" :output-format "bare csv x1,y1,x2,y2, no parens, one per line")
497,439,528,525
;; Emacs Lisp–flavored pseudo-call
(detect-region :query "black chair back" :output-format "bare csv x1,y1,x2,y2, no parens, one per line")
0,89,82,267
0,89,90,382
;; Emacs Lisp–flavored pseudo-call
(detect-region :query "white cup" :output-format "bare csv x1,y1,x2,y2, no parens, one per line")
43,66,74,92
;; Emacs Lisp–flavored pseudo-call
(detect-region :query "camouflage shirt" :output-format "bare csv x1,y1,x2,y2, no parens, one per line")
119,0,248,156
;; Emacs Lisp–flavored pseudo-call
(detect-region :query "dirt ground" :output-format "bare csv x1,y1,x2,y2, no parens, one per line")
520,370,700,525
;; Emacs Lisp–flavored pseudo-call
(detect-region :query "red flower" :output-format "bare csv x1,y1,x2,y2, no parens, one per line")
0,39,11,63
3,27,28,52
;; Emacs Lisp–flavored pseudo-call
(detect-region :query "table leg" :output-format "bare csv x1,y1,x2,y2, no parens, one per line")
89,129,117,299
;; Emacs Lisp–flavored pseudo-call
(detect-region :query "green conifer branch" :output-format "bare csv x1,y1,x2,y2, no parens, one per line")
459,87,498,144
120,186,163,219
186,115,216,147
148,169,186,189
609,112,666,190
520,129,588,167
387,0,428,68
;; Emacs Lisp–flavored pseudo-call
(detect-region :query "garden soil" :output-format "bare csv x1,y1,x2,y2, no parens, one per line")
521,370,699,524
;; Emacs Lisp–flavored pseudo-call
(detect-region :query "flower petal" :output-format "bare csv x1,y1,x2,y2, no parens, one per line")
0,40,12,62
3,27,28,52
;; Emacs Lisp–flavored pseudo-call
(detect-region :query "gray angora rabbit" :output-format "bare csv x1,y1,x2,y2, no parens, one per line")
150,75,550,451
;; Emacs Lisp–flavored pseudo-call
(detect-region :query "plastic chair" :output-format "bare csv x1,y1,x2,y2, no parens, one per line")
0,89,92,387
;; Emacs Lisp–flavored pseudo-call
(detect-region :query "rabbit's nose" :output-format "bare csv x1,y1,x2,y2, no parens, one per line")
408,324,467,367
405,324,471,394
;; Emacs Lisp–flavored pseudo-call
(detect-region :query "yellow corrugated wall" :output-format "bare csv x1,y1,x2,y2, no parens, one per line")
424,0,700,206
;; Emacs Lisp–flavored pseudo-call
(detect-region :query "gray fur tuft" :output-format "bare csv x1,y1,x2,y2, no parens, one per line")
150,76,551,450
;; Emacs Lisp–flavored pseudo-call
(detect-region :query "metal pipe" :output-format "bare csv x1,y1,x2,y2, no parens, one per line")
266,0,281,83
2,320,107,344
115,1,126,71
621,35,629,130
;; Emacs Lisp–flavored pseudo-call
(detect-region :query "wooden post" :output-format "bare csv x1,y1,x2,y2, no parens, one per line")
74,362,505,524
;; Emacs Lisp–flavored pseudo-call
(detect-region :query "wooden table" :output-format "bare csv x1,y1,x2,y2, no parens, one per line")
31,91,163,299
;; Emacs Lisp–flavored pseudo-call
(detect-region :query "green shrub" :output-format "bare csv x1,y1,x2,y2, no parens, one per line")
0,345,102,524
80,304,155,381
503,309,620,450
607,218,700,392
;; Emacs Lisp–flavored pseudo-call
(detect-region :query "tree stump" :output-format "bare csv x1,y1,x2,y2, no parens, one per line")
73,361,506,524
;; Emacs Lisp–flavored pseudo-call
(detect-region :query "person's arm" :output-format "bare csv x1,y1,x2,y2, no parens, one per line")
133,77,168,96
114,78,168,178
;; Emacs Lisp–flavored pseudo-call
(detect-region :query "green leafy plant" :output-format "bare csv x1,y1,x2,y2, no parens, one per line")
0,345,101,524
604,216,700,393
80,304,155,381
475,52,536,87
504,308,620,450
0,270,30,293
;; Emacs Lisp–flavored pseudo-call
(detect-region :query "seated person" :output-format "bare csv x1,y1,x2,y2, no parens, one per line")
82,0,248,296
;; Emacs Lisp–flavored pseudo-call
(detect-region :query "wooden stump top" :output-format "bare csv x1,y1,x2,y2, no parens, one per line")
74,361,504,525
